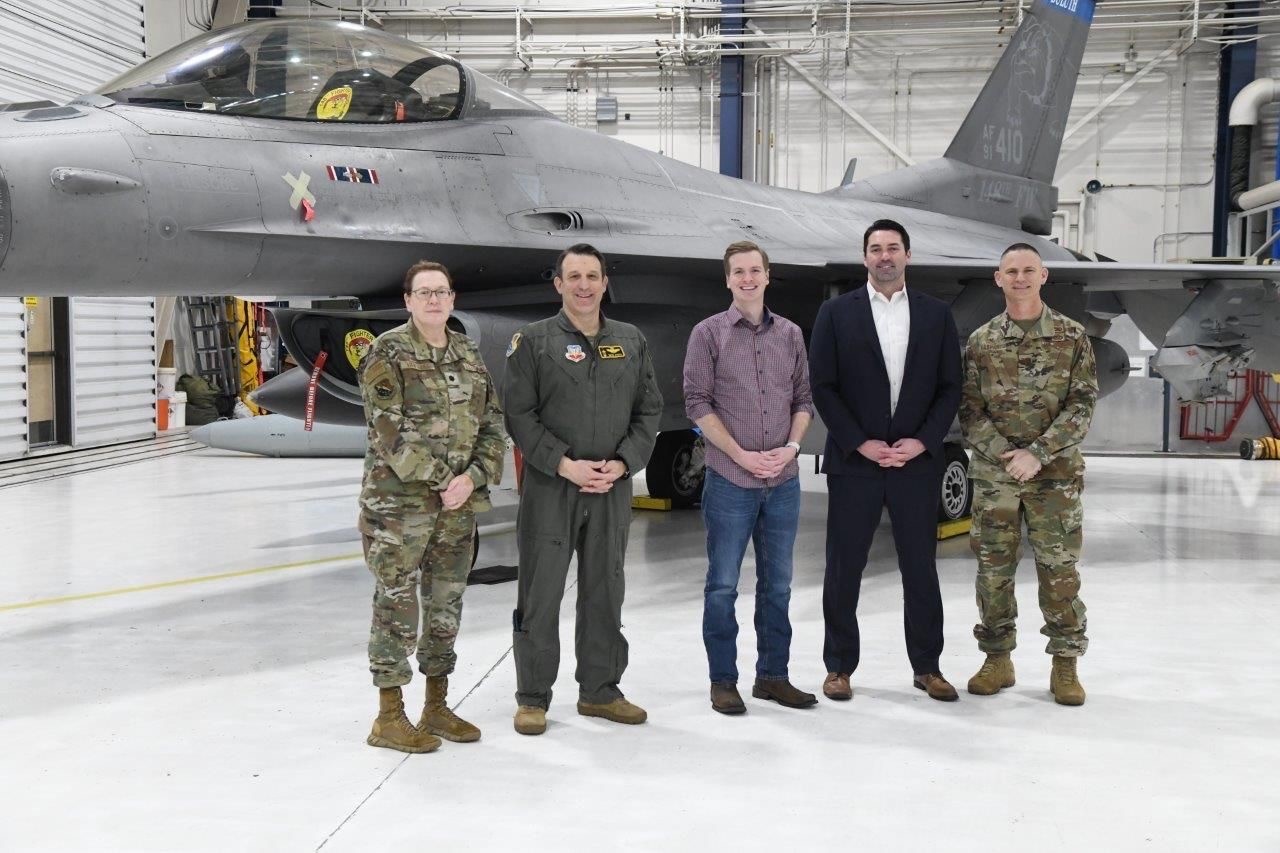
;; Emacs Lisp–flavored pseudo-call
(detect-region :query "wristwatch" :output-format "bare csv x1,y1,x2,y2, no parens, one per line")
785,441,801,454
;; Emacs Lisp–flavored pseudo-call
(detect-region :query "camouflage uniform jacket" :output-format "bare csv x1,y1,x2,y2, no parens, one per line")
358,322,506,515
959,306,1098,483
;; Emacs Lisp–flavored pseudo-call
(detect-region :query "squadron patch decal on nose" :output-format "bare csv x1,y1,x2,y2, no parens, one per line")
344,329,375,368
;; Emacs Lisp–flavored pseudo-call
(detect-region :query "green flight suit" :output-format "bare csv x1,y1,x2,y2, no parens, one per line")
358,322,506,688
959,306,1098,657
502,310,663,709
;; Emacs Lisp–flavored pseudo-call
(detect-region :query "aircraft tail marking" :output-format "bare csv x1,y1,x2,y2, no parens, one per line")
944,0,1095,184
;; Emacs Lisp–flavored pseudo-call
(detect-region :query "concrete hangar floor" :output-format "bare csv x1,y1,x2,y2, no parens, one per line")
0,444,1276,852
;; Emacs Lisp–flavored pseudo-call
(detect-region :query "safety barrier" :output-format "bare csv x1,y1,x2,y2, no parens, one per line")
1179,369,1280,442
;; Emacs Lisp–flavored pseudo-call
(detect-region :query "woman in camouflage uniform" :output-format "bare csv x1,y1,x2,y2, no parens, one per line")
358,260,506,753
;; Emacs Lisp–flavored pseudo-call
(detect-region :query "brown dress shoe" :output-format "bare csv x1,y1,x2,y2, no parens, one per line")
823,672,852,701
913,672,959,702
751,678,818,708
710,683,746,715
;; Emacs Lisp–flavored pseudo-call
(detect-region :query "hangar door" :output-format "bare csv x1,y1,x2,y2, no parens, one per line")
0,300,26,458
71,298,157,448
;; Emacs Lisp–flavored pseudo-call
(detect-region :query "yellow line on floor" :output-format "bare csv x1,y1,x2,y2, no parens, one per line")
0,552,362,612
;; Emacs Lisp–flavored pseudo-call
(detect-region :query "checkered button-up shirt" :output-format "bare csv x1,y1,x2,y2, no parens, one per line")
683,306,813,489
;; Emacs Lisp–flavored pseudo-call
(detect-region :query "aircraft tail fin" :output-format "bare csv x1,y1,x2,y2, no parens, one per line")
944,0,1095,184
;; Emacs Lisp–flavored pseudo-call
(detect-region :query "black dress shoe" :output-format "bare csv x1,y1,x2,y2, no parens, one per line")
710,682,746,715
751,678,818,708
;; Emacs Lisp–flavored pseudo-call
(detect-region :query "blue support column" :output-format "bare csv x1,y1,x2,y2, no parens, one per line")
719,2,745,178
1212,2,1258,256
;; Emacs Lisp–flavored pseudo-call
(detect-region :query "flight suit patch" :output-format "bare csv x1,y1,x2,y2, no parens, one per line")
565,344,586,363
598,344,625,359
375,381,394,400
506,332,522,357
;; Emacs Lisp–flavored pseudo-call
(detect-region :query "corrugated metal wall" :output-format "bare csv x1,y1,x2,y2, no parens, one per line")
0,300,28,458
0,2,154,457
70,298,157,446
0,1,145,104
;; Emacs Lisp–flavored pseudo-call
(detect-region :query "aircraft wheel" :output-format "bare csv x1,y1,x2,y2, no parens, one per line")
645,429,705,508
938,443,973,522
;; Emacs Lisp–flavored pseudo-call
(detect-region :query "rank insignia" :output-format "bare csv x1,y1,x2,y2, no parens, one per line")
598,344,625,359
565,344,586,363
506,332,522,358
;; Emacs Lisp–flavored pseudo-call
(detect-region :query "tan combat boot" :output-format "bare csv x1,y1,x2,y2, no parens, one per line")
368,687,442,753
514,705,547,736
967,653,1016,695
418,675,481,743
577,697,648,725
1050,656,1086,706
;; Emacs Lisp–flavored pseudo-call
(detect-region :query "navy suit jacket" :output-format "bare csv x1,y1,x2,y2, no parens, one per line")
809,285,962,478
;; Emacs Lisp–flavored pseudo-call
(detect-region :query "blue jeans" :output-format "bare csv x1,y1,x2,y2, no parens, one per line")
701,467,802,684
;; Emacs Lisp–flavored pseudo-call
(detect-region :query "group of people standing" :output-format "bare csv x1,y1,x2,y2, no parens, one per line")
355,220,1098,754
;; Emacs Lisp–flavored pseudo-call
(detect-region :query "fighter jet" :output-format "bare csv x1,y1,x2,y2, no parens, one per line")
2,0,1277,513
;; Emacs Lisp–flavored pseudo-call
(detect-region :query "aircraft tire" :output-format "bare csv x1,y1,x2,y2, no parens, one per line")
938,442,973,523
645,429,705,508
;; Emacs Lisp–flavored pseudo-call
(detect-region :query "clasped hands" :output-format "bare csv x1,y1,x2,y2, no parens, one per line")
999,448,1042,483
558,457,627,493
858,437,925,467
438,473,475,511
733,443,799,480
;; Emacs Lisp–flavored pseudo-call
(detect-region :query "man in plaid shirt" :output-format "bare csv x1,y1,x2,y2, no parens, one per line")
683,240,817,715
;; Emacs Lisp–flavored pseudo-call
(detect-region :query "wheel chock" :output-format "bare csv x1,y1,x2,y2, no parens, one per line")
937,517,971,540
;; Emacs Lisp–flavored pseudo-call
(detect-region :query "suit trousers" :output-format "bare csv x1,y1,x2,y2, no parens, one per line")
823,471,945,676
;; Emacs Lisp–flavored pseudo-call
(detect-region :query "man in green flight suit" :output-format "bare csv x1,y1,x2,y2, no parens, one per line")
502,243,663,736
359,260,507,753
959,243,1098,706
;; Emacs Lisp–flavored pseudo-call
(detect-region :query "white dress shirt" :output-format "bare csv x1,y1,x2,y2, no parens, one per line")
867,282,910,415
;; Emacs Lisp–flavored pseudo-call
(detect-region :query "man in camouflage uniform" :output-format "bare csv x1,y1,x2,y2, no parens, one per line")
959,243,1098,706
359,260,506,752
502,243,663,736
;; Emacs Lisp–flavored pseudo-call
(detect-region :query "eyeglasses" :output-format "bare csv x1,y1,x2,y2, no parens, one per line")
410,288,454,301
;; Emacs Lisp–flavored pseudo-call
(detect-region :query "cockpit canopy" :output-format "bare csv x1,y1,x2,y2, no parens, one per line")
96,19,549,123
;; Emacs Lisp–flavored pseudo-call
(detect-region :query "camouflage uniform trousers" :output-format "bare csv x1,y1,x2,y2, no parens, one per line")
969,477,1088,657
359,507,476,688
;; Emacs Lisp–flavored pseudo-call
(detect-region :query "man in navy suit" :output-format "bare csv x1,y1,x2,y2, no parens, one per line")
809,219,963,702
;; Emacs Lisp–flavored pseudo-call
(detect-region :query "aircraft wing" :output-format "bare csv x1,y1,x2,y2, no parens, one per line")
823,258,1280,401
824,258,1280,289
